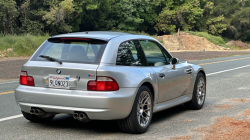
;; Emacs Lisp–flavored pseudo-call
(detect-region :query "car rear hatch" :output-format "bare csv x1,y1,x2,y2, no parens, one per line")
23,37,107,91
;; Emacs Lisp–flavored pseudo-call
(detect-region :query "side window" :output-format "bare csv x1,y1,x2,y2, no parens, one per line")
116,40,147,66
161,48,172,64
139,40,171,66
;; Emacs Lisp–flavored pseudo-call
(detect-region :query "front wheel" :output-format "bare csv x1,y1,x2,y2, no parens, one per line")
118,86,153,134
185,73,206,110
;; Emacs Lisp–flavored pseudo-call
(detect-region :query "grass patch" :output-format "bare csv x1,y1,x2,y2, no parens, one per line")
0,34,49,57
186,31,227,47
186,31,245,50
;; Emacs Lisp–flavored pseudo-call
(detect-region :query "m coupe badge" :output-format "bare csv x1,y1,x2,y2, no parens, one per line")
88,73,95,77
56,69,61,74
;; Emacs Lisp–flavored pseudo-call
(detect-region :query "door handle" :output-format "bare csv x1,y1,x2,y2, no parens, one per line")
185,68,193,74
159,73,165,78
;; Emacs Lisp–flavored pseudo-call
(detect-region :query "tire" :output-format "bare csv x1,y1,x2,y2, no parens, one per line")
185,73,206,110
22,111,55,123
118,86,153,134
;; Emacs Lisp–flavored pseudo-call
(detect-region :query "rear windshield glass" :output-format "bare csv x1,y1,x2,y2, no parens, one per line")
31,38,107,64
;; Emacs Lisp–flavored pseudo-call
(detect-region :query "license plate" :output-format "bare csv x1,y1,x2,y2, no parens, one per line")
49,74,70,89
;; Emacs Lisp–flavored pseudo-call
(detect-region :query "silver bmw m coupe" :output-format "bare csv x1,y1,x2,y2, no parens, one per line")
15,31,206,134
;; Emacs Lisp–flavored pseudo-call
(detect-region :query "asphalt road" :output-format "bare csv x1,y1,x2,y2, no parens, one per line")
1,54,250,139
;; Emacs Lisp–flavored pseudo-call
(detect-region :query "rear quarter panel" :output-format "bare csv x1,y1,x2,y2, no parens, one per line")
97,65,158,105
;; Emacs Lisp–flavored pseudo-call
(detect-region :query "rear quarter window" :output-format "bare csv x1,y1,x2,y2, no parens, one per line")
116,40,147,66
31,38,107,64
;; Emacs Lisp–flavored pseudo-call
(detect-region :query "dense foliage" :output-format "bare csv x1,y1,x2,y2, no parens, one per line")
0,0,249,41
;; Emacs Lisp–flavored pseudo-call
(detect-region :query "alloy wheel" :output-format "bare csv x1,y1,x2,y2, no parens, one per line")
137,91,152,127
196,77,205,105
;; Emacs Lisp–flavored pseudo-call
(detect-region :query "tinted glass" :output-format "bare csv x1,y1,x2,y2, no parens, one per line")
139,40,171,66
116,40,147,66
31,39,107,64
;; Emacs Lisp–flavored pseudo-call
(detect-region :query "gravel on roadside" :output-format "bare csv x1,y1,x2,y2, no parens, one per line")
0,58,28,82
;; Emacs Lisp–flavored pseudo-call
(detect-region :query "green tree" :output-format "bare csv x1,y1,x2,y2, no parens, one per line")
212,0,250,40
0,0,19,34
203,1,227,35
230,7,250,41
155,0,203,33
18,0,45,35
43,0,75,33
0,0,248,42
111,0,158,31
206,15,227,35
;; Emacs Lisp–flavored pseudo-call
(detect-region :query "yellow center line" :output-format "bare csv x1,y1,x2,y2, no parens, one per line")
199,56,250,66
0,91,14,95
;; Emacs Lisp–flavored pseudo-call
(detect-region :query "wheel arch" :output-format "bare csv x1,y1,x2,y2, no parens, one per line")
140,82,155,104
197,69,206,82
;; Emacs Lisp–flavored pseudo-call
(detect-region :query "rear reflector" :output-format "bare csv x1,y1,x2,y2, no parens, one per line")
87,77,119,91
20,71,34,86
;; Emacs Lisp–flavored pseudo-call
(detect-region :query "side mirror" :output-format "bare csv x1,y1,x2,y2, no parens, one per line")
170,57,179,69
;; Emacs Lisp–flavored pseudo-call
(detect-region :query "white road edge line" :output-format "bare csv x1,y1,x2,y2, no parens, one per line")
0,114,23,122
1,64,250,123
0,81,19,85
206,64,250,76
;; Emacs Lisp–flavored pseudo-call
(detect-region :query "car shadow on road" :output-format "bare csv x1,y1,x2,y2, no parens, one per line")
38,115,120,133
29,104,188,134
151,105,187,124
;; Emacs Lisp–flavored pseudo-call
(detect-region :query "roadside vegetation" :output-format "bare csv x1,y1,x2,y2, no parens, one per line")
0,31,247,58
0,34,49,57
1,0,250,41
187,31,250,50
1,0,250,57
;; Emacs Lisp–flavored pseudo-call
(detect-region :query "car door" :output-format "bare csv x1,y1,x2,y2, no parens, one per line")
139,40,190,103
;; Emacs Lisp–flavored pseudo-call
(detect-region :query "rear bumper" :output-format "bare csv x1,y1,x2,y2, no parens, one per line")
15,85,137,120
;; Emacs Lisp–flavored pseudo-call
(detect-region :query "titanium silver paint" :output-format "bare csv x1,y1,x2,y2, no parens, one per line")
15,31,206,121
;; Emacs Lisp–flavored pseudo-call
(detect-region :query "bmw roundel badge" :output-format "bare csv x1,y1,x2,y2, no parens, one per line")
56,69,61,74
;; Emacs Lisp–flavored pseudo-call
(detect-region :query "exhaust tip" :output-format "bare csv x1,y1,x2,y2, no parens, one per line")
34,109,39,115
73,112,90,122
73,113,79,119
31,108,46,116
30,109,35,114
79,113,87,120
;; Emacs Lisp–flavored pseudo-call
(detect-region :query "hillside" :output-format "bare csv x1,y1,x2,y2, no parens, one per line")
157,34,225,51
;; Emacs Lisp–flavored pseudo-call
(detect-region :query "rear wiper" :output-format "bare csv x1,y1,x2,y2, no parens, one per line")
39,55,62,64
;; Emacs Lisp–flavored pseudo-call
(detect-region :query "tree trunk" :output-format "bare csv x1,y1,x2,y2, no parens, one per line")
242,0,245,7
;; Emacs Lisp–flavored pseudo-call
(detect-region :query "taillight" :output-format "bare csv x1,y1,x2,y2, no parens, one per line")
19,71,34,86
87,77,119,91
